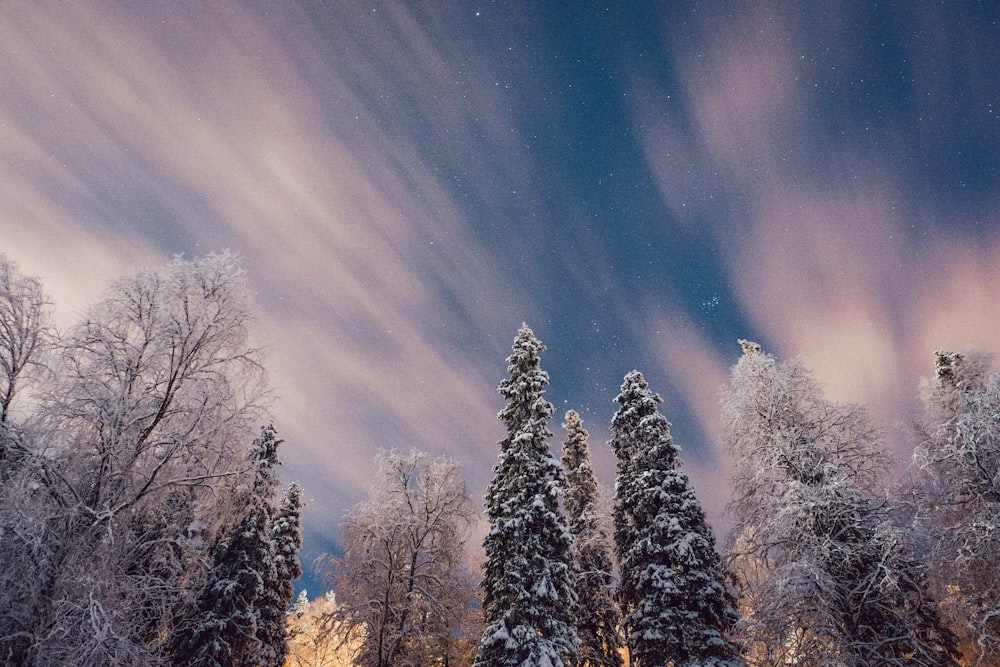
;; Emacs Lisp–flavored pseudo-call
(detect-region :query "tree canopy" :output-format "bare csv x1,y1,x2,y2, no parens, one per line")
723,341,958,667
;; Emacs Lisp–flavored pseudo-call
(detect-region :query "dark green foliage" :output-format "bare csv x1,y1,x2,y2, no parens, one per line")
612,371,743,667
561,410,623,667
256,481,304,666
172,508,274,667
473,324,578,667
170,424,299,667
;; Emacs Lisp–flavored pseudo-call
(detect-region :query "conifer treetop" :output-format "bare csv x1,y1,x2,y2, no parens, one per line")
498,323,553,442
611,370,679,473
561,409,623,667
612,370,743,667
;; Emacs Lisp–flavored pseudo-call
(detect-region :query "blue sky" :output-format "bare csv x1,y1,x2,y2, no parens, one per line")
3,1,1000,581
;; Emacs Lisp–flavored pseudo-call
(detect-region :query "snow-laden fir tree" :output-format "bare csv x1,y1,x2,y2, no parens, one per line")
255,480,304,667
473,324,578,667
171,423,284,667
561,410,623,667
723,341,958,667
910,350,1000,665
611,370,743,667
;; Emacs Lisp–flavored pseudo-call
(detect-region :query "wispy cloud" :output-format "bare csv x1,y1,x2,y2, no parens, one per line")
633,4,1000,482
5,1,999,562
0,1,544,546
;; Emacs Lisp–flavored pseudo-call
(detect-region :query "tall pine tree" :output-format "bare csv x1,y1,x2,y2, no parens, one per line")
561,410,623,667
611,371,743,667
473,324,578,667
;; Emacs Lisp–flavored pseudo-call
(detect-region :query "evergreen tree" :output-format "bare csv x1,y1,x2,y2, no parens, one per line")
560,410,623,667
611,370,743,667
473,324,578,667
723,341,958,667
170,424,283,667
256,481,304,667
176,508,274,667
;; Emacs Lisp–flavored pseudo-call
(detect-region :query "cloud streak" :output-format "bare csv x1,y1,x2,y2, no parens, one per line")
0,1,553,554
637,3,1000,480
4,1,1000,571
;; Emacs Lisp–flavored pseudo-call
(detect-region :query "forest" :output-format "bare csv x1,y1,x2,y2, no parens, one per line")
0,254,302,666
2,254,999,667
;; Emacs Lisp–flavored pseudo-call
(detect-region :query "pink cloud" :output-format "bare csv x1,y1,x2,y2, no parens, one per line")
0,2,533,543
635,5,1000,481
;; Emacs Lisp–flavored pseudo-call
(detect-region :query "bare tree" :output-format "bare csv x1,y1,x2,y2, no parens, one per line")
722,341,958,667
0,253,268,666
910,350,1000,665
332,449,477,667
0,253,50,474
286,591,364,667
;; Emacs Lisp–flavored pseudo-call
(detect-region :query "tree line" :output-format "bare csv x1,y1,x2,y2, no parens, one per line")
325,324,1000,667
5,251,999,667
0,254,302,667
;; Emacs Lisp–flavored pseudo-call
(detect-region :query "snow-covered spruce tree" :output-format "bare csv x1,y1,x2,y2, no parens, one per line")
611,370,743,667
560,410,623,667
256,480,304,667
910,350,1000,665
473,324,578,667
170,423,284,667
723,341,958,667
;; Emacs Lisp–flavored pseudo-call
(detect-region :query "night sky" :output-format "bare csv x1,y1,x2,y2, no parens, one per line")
3,2,1000,586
